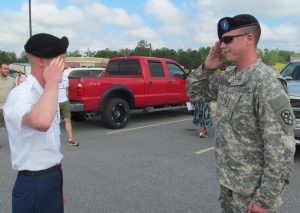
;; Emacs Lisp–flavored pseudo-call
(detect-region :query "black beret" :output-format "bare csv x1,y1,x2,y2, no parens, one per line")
217,14,260,39
24,33,69,58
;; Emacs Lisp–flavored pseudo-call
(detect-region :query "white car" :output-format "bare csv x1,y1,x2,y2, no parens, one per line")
280,60,300,145
64,67,105,78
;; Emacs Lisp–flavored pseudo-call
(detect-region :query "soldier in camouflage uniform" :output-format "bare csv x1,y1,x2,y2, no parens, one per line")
186,14,295,213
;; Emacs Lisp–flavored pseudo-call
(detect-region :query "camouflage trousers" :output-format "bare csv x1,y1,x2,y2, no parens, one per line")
219,185,276,213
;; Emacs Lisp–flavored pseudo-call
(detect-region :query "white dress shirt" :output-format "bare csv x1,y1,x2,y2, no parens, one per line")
4,75,63,171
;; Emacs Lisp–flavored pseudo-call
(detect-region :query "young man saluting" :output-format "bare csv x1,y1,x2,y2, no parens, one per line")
4,33,69,213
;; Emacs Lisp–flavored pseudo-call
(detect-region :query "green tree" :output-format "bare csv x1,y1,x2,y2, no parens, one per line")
17,51,28,63
0,50,17,64
84,48,95,57
95,49,110,58
176,49,190,69
132,40,151,56
278,50,295,63
68,50,82,57
153,47,176,59
198,47,210,65
95,48,121,58
265,50,278,66
119,48,132,56
2,45,299,68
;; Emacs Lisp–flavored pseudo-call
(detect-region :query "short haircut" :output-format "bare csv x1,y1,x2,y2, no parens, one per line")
242,25,261,46
0,63,8,68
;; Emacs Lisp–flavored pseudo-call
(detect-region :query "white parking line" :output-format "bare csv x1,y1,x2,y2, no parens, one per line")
107,118,191,134
195,147,214,155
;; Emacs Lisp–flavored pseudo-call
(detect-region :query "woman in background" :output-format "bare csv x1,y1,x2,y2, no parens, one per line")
192,101,212,138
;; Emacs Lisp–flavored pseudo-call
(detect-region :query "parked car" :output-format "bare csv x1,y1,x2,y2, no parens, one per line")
8,70,17,79
64,67,104,77
280,60,300,145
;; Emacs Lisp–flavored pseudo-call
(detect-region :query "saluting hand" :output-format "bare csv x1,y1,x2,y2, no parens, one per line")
248,201,270,213
43,56,65,85
204,41,224,71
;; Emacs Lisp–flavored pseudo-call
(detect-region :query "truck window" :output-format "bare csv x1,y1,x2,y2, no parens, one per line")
167,62,186,78
106,60,141,75
148,61,164,77
69,69,103,78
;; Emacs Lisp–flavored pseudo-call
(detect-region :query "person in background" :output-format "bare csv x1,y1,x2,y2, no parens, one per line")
0,63,15,132
15,69,26,86
186,14,295,213
59,71,79,146
4,33,69,213
192,101,212,138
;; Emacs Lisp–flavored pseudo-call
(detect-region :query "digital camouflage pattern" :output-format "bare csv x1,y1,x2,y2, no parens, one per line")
186,58,295,210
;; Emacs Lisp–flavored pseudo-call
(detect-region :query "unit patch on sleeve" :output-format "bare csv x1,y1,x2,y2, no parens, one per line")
281,110,293,125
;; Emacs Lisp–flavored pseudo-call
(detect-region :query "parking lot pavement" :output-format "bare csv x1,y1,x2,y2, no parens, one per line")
0,110,300,213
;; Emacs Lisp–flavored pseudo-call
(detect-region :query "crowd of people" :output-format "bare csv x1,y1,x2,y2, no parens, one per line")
0,13,296,213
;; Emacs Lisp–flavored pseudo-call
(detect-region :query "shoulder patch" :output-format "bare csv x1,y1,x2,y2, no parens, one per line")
281,110,293,125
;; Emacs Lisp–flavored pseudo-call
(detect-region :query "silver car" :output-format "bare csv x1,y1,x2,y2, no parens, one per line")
280,60,300,145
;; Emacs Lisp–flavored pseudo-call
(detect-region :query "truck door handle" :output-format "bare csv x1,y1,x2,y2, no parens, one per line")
168,81,172,87
149,81,153,88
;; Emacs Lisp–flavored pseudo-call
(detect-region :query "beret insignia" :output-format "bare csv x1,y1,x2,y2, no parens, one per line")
220,20,229,31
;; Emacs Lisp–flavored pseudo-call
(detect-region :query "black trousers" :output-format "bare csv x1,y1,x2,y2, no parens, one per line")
13,165,63,213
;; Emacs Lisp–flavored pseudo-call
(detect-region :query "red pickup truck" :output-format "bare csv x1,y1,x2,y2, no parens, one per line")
68,56,188,129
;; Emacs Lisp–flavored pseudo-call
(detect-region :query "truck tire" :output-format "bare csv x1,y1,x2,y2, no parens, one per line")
71,112,86,122
102,98,130,129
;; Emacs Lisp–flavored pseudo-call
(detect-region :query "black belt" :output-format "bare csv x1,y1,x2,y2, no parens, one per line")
18,164,61,176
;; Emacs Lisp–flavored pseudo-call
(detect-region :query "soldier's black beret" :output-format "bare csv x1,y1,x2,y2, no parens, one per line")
217,14,260,39
24,33,69,58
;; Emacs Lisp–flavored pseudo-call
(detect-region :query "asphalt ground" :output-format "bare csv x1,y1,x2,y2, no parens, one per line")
0,110,299,213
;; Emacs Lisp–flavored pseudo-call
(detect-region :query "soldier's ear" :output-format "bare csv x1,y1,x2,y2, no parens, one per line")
244,33,253,46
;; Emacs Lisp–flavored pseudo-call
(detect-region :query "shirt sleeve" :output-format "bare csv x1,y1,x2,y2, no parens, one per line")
65,75,69,88
59,74,69,89
186,65,219,102
4,88,37,138
253,77,296,209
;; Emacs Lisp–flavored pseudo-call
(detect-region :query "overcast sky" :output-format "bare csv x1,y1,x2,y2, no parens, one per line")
1,0,299,56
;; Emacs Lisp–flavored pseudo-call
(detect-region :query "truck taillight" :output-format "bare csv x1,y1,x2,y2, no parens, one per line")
77,83,84,96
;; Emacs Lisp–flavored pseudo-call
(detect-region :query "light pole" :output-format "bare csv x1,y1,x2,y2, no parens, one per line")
29,0,32,36
147,43,152,57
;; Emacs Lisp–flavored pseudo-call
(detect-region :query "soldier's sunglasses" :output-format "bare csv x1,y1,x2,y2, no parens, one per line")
220,33,249,44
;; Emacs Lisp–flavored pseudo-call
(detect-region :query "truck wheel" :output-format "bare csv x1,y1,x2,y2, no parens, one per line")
71,112,85,122
103,98,130,129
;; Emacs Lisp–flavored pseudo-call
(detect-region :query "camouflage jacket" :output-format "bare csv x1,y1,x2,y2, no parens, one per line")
186,58,295,209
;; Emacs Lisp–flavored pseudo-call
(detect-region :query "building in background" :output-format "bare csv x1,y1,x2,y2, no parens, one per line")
66,57,109,68
290,54,300,61
8,57,109,78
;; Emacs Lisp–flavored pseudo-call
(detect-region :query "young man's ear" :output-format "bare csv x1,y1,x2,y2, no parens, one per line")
246,33,255,46
36,57,48,68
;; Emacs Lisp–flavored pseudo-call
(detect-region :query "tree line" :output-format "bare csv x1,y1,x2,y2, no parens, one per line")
1,40,298,70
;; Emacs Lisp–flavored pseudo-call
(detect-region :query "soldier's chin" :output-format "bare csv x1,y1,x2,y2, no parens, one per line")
224,54,235,62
